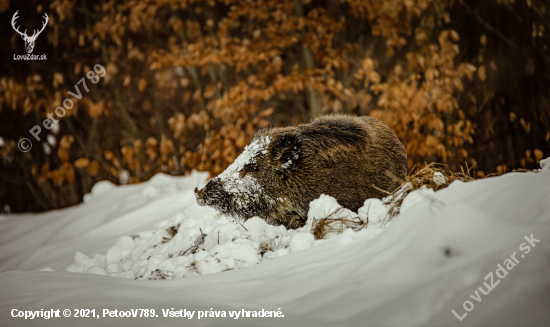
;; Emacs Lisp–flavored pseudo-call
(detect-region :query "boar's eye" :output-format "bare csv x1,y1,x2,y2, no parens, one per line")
239,163,258,178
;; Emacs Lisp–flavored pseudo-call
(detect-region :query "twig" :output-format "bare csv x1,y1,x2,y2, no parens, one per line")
371,184,391,195
238,221,248,231
458,0,518,49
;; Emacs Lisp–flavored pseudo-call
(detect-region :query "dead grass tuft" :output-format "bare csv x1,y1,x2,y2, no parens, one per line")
311,207,366,240
385,162,476,220
311,163,476,239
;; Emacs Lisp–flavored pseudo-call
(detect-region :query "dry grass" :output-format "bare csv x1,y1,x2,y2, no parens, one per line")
311,163,476,239
311,207,366,240
385,163,476,220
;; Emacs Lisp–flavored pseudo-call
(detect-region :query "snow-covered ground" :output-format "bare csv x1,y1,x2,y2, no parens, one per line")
1,162,550,327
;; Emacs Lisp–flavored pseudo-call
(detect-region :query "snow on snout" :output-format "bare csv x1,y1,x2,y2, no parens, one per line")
217,136,271,194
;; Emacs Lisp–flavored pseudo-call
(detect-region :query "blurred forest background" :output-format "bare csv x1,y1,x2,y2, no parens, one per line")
0,0,549,213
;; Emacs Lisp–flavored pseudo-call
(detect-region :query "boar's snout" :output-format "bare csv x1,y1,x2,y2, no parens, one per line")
194,187,206,206
194,178,230,211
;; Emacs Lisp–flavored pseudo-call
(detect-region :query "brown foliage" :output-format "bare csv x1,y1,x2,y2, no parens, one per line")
0,0,548,213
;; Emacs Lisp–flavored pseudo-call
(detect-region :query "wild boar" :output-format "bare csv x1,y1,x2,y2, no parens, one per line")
195,115,407,229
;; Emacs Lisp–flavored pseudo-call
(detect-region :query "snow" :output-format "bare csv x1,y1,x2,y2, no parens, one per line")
280,151,299,169
207,136,270,209
539,157,550,170
359,198,390,224
67,192,384,279
119,170,130,184
433,171,446,185
307,194,355,222
288,233,315,252
1,161,550,326
218,136,270,181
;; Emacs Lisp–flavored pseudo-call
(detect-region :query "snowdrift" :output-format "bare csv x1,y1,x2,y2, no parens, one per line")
1,165,550,327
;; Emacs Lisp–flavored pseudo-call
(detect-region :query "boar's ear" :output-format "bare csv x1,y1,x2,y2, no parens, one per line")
273,133,301,171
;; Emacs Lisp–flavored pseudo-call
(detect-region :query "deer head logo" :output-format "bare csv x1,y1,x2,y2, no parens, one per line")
11,11,49,54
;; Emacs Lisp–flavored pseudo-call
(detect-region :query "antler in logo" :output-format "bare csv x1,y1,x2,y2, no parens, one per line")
11,10,49,54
